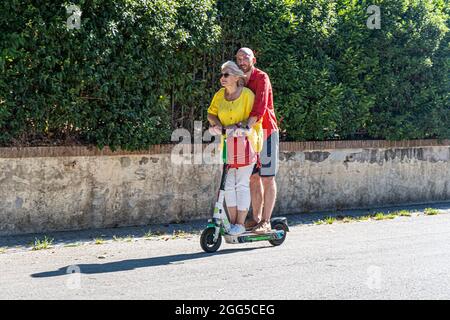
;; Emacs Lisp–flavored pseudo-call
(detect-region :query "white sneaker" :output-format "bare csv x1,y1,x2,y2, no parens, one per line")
226,224,235,234
228,224,246,235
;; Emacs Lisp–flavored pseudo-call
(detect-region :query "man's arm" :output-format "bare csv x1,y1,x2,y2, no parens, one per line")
246,116,258,129
249,74,270,124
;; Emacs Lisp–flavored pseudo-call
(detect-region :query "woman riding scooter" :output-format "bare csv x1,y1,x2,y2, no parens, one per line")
207,61,263,236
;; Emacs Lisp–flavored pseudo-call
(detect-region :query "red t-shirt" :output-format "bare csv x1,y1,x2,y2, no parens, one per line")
246,67,278,140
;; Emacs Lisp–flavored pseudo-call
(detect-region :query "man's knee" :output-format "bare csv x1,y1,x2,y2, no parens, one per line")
261,176,275,187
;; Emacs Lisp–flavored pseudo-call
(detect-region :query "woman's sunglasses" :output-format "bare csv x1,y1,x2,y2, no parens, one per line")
220,72,231,78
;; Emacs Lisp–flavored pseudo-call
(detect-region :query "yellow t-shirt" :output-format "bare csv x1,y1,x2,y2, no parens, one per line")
207,87,263,153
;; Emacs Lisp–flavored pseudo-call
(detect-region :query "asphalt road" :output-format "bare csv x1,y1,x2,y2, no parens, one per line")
1,204,450,300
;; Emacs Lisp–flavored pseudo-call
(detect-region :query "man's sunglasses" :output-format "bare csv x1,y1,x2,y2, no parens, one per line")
220,73,231,78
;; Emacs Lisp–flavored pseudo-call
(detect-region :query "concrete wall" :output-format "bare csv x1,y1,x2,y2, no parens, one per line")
1,140,449,236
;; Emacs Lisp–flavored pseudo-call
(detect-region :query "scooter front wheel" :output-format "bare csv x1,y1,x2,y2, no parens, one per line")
200,227,222,253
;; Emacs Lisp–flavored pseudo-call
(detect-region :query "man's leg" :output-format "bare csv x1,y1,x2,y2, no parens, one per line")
261,176,276,221
253,131,279,233
249,172,264,223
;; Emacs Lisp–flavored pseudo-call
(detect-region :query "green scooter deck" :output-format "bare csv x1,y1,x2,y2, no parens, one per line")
223,230,284,244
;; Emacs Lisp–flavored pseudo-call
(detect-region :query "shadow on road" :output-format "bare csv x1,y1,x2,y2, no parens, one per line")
30,246,269,278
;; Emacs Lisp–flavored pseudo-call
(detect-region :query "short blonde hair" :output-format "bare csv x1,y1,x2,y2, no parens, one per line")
221,61,246,87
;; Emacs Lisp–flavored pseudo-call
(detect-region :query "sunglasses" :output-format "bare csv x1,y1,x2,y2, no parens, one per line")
220,72,231,78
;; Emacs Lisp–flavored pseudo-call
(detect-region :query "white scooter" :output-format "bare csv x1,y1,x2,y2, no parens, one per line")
200,128,289,253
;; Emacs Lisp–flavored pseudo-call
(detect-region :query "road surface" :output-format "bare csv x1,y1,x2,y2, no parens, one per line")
1,204,450,299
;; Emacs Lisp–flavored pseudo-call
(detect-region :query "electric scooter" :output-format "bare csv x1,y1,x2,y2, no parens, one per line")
200,128,289,253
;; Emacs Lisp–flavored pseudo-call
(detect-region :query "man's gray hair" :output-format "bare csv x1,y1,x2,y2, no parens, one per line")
221,61,246,87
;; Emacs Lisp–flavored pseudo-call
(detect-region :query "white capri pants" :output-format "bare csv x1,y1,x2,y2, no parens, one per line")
224,163,255,211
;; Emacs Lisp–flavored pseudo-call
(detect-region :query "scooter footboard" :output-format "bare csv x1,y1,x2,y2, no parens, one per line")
224,230,285,244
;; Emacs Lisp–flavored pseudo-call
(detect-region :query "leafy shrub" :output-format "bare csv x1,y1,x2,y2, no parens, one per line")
0,0,448,150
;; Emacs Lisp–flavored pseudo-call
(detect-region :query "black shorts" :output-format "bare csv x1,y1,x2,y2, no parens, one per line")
252,131,279,177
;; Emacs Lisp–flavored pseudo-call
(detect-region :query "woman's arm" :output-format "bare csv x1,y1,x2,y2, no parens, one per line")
207,113,222,127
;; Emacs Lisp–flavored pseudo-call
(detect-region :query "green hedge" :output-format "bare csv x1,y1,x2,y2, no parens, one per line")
1,0,448,150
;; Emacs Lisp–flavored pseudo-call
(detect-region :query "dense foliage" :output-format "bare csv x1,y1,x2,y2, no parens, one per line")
1,0,448,150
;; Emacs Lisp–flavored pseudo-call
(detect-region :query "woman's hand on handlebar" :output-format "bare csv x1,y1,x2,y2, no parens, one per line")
224,125,238,136
208,125,223,136
232,126,251,137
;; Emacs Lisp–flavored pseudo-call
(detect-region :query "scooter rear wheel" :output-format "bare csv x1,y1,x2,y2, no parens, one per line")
269,222,288,246
200,227,222,253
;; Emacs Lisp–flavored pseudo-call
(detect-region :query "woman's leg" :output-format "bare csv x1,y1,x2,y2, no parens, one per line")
227,207,238,225
236,209,248,226
224,168,238,225
235,163,256,227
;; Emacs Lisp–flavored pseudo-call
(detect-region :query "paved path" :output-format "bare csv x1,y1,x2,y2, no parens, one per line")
1,203,449,299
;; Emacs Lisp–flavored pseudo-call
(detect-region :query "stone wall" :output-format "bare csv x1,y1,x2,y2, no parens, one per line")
0,140,449,236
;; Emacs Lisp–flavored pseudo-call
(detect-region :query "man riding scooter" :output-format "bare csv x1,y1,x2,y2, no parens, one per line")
235,48,280,234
